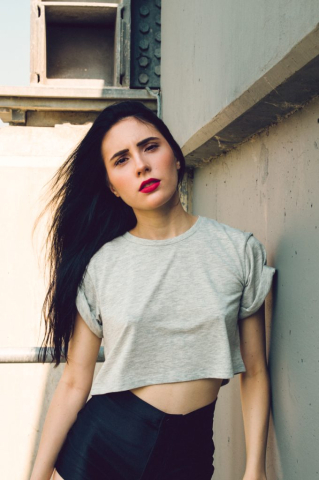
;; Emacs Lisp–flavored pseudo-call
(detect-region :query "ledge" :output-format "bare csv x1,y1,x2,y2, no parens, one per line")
0,86,157,126
183,24,319,168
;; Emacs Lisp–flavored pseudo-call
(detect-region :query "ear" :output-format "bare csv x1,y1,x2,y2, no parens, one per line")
176,159,181,170
111,187,120,197
106,173,119,197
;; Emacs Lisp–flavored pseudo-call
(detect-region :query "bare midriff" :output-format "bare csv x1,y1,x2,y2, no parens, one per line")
130,378,223,415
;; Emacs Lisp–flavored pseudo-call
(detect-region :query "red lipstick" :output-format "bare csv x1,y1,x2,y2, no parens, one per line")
139,178,161,193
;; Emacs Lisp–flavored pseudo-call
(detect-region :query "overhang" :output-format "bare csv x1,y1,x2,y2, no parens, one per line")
0,86,157,126
183,24,319,168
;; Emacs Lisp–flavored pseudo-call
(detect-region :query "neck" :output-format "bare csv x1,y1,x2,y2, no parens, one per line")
130,200,197,241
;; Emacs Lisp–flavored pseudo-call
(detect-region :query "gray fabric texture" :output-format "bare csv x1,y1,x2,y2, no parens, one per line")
75,215,276,395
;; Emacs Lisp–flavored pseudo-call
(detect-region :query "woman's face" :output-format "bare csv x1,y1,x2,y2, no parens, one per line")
101,116,180,213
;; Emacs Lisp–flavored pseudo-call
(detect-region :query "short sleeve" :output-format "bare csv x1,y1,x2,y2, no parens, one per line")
75,267,103,338
238,234,276,320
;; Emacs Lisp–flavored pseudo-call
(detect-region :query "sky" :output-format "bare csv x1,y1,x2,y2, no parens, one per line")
0,1,30,86
0,1,30,126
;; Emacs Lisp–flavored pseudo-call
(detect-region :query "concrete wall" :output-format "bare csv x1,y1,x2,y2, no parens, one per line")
161,0,319,148
191,96,319,479
161,3,319,478
0,124,103,479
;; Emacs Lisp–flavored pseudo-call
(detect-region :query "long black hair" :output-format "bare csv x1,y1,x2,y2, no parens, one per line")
34,100,186,366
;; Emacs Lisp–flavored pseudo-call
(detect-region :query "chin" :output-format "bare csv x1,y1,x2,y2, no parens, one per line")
149,193,178,210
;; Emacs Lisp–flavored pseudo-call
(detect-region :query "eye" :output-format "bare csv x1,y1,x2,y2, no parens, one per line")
114,157,128,166
145,143,159,152
114,144,158,166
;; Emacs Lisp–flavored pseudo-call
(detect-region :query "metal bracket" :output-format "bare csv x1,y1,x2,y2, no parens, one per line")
0,108,26,125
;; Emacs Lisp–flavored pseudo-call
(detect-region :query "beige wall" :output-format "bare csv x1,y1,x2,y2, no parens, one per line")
190,95,319,479
0,124,103,479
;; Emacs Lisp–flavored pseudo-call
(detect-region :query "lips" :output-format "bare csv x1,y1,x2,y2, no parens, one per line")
139,178,160,191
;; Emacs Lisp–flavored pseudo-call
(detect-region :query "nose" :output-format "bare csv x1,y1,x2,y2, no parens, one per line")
134,153,151,176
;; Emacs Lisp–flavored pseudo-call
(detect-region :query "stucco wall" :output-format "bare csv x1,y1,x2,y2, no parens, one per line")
161,0,319,148
190,96,319,480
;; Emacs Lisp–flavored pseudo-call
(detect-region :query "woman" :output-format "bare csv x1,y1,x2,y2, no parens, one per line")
30,100,276,480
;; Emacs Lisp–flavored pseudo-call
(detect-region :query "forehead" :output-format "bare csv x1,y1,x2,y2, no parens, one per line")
102,117,161,152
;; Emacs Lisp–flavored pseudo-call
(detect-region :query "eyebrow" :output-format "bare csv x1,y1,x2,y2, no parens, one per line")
109,137,160,162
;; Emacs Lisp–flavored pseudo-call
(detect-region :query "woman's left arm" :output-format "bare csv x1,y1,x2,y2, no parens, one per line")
239,302,270,480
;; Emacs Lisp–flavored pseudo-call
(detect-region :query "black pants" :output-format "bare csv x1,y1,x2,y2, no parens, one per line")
55,390,217,480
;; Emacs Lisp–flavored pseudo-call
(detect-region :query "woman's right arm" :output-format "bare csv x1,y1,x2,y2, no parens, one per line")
30,312,102,480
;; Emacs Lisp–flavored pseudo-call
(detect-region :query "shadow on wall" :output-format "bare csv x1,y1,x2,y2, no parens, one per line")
268,224,319,479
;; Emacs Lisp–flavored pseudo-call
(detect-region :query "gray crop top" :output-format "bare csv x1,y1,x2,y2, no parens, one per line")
76,215,276,395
